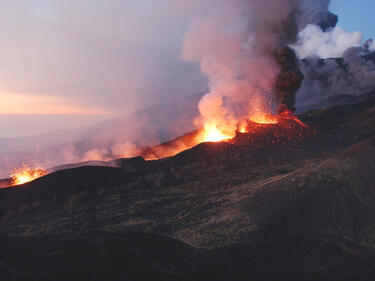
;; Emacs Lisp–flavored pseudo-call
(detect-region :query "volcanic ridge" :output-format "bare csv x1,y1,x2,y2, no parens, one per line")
1,89,375,280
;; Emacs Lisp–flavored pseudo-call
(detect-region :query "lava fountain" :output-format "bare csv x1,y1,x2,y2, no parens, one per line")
140,110,308,161
10,165,47,186
249,114,279,125
199,123,235,143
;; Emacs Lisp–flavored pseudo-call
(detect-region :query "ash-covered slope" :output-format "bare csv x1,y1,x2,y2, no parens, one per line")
1,90,375,280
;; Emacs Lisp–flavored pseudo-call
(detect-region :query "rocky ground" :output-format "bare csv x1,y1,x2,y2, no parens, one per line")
1,89,375,280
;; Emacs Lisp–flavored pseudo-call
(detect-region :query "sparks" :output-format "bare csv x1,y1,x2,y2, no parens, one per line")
249,114,279,125
10,165,47,186
200,124,234,142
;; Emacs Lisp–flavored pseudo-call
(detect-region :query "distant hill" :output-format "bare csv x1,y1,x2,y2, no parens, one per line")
0,93,202,178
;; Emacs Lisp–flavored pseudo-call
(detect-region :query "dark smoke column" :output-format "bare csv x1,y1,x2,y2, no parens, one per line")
274,46,304,115
181,0,339,129
268,0,338,115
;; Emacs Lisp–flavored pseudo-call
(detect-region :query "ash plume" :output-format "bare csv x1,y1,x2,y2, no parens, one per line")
298,0,337,31
296,46,375,109
274,46,304,114
291,11,375,109
181,0,337,135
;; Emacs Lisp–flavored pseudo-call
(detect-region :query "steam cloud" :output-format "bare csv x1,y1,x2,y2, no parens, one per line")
293,25,363,59
297,46,375,108
292,17,375,108
2,0,375,178
181,0,337,135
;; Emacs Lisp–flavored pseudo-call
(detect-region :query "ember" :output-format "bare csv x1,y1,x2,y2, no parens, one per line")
10,165,47,186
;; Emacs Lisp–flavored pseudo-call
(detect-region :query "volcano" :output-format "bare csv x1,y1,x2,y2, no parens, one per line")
1,89,375,280
140,114,310,160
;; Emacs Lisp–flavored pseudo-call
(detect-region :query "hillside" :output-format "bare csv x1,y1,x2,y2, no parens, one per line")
1,89,375,280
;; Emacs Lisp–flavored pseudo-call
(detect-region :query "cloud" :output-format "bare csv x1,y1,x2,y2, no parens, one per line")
369,40,375,52
292,24,363,59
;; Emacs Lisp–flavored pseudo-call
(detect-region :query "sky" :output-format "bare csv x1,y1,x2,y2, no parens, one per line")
0,0,374,138
330,0,375,40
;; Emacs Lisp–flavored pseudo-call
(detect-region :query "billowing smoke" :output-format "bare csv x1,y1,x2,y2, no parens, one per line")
292,10,375,109
3,0,374,179
181,0,337,136
274,46,304,114
293,25,363,59
296,47,375,109
0,94,202,178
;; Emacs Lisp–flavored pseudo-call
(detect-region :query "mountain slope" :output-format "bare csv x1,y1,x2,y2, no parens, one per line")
1,90,375,280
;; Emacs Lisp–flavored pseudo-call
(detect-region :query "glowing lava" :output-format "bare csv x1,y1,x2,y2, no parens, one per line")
238,122,248,133
10,165,47,186
140,111,308,161
249,114,279,125
278,110,309,128
200,124,234,142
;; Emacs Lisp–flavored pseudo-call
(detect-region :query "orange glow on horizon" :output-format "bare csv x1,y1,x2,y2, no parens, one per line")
0,92,113,115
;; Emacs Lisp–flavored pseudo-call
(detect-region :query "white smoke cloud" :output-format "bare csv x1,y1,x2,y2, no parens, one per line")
296,45,375,109
369,40,375,52
181,0,336,136
181,16,279,135
293,25,363,59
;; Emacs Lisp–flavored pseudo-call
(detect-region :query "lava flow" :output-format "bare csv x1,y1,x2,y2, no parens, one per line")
10,165,47,186
141,112,308,161
249,114,279,125
278,110,309,128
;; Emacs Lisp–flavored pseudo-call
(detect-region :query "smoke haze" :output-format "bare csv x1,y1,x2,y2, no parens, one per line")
1,0,375,178
293,25,363,59
181,0,338,136
0,1,205,118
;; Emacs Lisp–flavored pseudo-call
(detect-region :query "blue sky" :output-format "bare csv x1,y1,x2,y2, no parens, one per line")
330,0,375,40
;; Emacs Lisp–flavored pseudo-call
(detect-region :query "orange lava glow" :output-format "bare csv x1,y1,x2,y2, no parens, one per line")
249,114,279,125
140,110,308,161
10,165,47,186
278,110,309,128
199,124,234,142
238,121,248,133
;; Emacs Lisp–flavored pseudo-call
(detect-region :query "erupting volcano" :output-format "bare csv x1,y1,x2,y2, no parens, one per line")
1,0,339,184
10,165,47,186
140,111,308,161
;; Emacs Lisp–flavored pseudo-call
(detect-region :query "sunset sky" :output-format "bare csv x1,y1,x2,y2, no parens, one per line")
0,0,373,137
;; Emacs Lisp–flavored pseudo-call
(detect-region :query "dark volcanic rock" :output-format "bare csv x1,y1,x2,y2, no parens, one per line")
1,232,375,281
1,90,375,280
0,166,133,217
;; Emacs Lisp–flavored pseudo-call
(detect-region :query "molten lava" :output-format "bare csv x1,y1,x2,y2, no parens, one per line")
199,124,234,143
249,114,279,125
278,110,308,128
140,111,308,161
10,165,47,186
